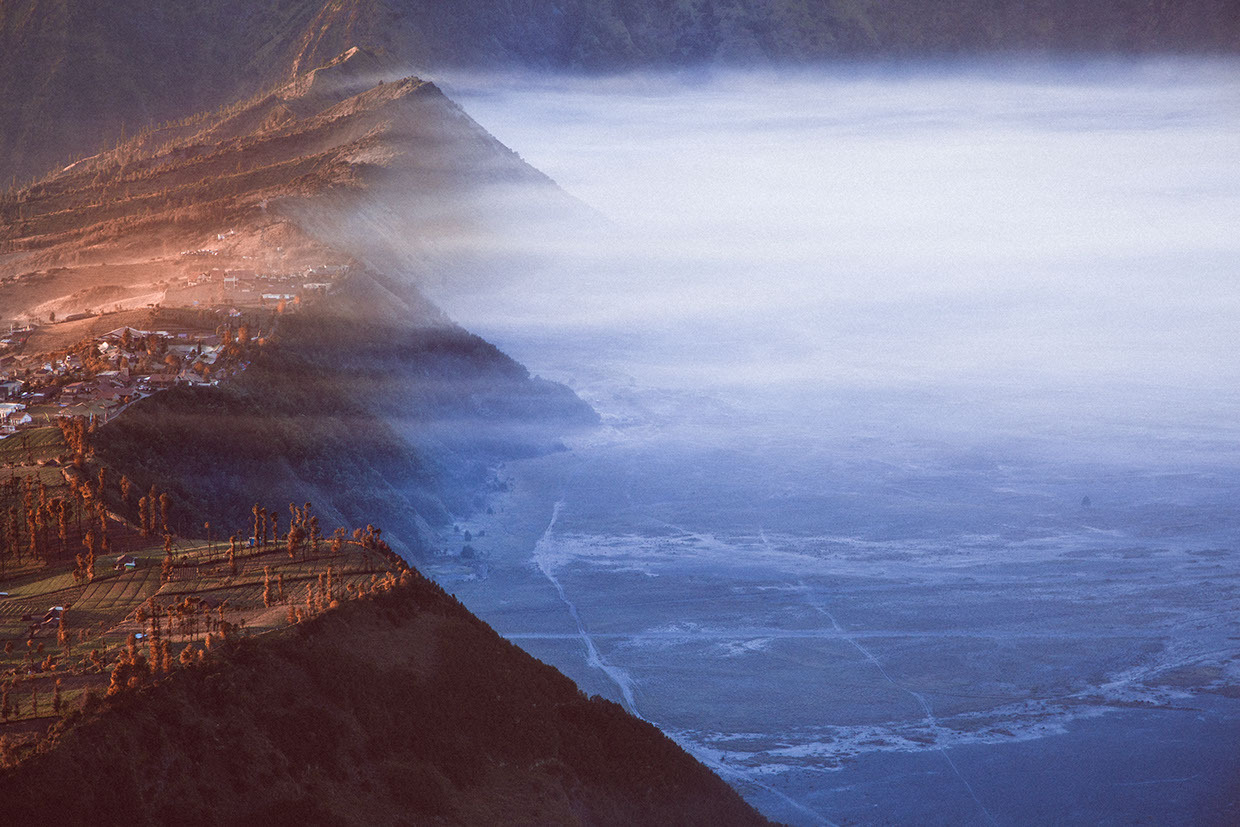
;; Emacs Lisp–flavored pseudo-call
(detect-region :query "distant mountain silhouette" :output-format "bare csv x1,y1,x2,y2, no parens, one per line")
2,0,1237,181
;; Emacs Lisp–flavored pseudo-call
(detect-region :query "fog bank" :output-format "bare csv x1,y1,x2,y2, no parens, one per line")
417,61,1240,825
428,60,1240,461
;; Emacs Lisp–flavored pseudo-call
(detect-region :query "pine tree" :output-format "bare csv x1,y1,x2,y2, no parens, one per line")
82,527,97,572
147,603,162,675
138,496,150,536
228,535,238,576
158,492,171,535
106,661,126,697
286,524,305,560
56,498,68,558
262,566,272,608
26,506,38,562
8,505,20,564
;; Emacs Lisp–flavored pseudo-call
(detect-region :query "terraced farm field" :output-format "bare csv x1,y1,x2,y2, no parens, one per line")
0,522,405,747
0,427,65,466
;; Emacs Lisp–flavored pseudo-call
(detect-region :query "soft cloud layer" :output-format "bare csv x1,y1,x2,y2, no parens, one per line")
425,60,1240,456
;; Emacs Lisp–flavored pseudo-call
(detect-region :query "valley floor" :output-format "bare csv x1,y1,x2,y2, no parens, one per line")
428,426,1240,825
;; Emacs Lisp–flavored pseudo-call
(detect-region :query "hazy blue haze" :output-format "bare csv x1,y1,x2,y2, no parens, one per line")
421,61,1240,824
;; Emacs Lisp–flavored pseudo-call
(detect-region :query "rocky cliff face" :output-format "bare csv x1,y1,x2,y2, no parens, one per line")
3,0,1238,182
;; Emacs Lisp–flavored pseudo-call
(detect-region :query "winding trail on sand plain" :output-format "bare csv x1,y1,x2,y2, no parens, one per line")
533,499,643,717
796,577,1000,826
532,501,835,827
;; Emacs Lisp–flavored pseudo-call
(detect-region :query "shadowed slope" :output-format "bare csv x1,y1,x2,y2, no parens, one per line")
0,568,772,826
93,269,597,558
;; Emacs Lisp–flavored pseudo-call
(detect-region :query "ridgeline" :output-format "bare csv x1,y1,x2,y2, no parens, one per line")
0,563,771,826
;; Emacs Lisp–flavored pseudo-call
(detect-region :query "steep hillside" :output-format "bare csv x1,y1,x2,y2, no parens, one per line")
0,561,771,826
94,269,597,558
0,46,564,322
0,48,595,555
0,39,760,827
2,0,1238,182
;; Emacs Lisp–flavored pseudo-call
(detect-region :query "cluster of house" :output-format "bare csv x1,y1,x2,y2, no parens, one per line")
18,604,63,639
0,324,239,435
0,250,348,439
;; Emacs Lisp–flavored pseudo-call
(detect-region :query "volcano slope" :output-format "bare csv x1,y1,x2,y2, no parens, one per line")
0,45,567,320
0,47,768,825
0,46,595,556
0,563,771,827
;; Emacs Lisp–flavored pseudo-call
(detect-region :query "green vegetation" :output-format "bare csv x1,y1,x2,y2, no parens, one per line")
0,510,403,740
0,428,66,467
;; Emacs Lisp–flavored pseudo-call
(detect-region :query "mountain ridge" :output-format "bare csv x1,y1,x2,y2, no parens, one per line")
2,0,1237,182
0,551,772,826
0,46,594,555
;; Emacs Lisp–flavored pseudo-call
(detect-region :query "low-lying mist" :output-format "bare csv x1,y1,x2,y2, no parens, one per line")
410,61,1240,824
425,60,1240,466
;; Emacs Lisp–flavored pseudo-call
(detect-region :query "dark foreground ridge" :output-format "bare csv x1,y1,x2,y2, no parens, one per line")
0,565,772,826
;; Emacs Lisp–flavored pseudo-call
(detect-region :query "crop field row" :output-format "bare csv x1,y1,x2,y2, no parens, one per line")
0,505,407,744
74,567,162,613
3,570,78,599
0,427,66,465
